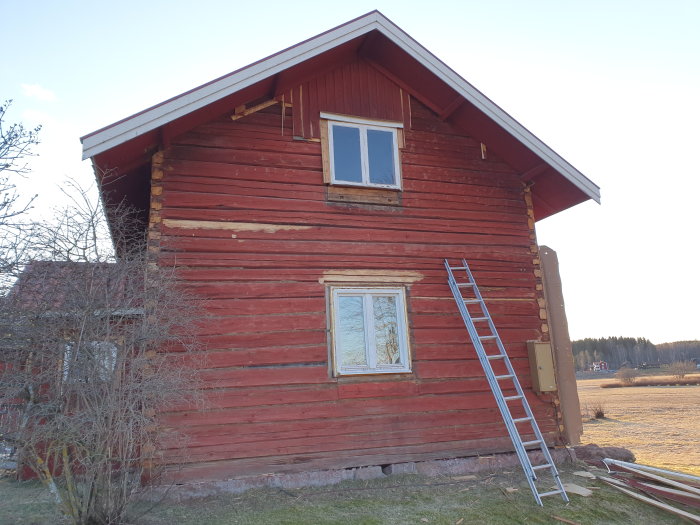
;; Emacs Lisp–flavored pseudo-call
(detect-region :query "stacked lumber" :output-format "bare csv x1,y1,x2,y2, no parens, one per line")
599,458,700,523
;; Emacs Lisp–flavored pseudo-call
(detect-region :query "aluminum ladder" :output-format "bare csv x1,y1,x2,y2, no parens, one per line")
444,258,568,505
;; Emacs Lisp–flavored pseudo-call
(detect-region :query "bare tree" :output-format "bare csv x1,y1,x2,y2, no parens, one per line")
615,367,639,385
667,361,696,380
0,100,40,279
0,182,200,524
0,99,40,224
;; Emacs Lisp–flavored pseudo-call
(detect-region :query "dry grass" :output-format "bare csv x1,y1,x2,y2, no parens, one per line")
601,375,700,388
577,377,700,475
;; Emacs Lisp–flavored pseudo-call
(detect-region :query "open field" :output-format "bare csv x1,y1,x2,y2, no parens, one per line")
577,375,700,475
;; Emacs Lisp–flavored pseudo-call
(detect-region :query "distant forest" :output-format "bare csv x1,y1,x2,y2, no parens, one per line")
571,337,700,371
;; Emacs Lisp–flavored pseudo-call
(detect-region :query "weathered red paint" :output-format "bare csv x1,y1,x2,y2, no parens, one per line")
286,59,410,138
145,60,561,481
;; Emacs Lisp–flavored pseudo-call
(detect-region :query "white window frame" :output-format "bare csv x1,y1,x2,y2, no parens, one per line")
321,112,402,190
330,287,411,376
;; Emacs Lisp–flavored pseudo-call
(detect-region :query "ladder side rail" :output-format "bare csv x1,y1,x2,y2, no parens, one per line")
460,260,531,398
445,262,512,396
445,261,535,481
454,260,540,474
458,260,548,462
445,262,536,475
475,311,555,475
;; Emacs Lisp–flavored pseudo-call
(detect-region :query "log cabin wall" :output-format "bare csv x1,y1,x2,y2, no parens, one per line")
150,59,560,483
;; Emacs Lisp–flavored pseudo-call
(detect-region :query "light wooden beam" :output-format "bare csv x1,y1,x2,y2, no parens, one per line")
231,99,280,121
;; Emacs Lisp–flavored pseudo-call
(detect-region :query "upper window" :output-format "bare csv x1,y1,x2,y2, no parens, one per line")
331,287,411,376
321,113,402,189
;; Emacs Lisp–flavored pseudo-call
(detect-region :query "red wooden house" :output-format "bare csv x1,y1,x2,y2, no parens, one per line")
81,12,599,483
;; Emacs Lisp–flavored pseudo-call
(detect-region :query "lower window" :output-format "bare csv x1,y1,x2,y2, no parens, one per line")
331,287,411,375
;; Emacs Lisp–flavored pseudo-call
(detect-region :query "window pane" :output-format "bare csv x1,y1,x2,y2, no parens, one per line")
337,296,367,367
63,341,118,383
63,344,75,382
372,296,400,365
91,342,118,381
367,129,396,185
332,125,362,183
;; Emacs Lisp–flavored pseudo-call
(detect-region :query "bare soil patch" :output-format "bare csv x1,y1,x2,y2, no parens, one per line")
577,377,700,475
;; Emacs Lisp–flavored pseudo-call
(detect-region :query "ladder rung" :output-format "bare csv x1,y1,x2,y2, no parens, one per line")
495,374,514,380
486,354,506,360
513,417,532,423
532,464,552,471
449,266,468,270
479,335,497,340
538,489,564,498
503,395,523,401
472,317,489,322
457,282,475,287
521,439,542,447
463,299,481,304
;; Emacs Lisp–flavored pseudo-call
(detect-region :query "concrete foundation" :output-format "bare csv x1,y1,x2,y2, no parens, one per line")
151,448,577,501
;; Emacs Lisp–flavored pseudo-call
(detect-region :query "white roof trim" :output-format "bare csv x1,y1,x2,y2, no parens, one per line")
81,13,388,160
81,11,599,203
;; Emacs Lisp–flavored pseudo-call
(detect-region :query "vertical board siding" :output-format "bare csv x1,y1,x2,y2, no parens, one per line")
287,58,409,138
154,66,558,481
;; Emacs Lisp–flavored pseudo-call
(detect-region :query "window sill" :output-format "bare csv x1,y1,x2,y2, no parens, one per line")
336,367,411,376
334,369,414,380
326,185,401,206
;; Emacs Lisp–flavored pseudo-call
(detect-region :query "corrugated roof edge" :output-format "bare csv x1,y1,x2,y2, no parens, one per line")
80,10,600,204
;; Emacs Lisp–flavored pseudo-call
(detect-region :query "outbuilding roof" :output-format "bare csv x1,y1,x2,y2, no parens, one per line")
81,10,599,221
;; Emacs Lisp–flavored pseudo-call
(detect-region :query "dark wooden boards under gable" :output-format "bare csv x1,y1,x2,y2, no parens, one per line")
151,94,559,483
285,58,411,138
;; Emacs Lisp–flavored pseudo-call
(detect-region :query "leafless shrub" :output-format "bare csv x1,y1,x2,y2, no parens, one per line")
667,361,696,380
591,402,606,419
615,367,639,385
582,401,606,419
0,181,201,524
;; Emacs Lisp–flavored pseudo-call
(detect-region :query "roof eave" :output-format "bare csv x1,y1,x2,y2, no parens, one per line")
80,10,600,205
81,11,387,160
372,19,600,204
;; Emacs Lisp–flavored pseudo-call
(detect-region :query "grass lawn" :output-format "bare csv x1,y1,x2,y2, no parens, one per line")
1,463,692,524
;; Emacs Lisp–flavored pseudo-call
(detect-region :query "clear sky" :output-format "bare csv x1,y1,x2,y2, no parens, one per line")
3,0,699,344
